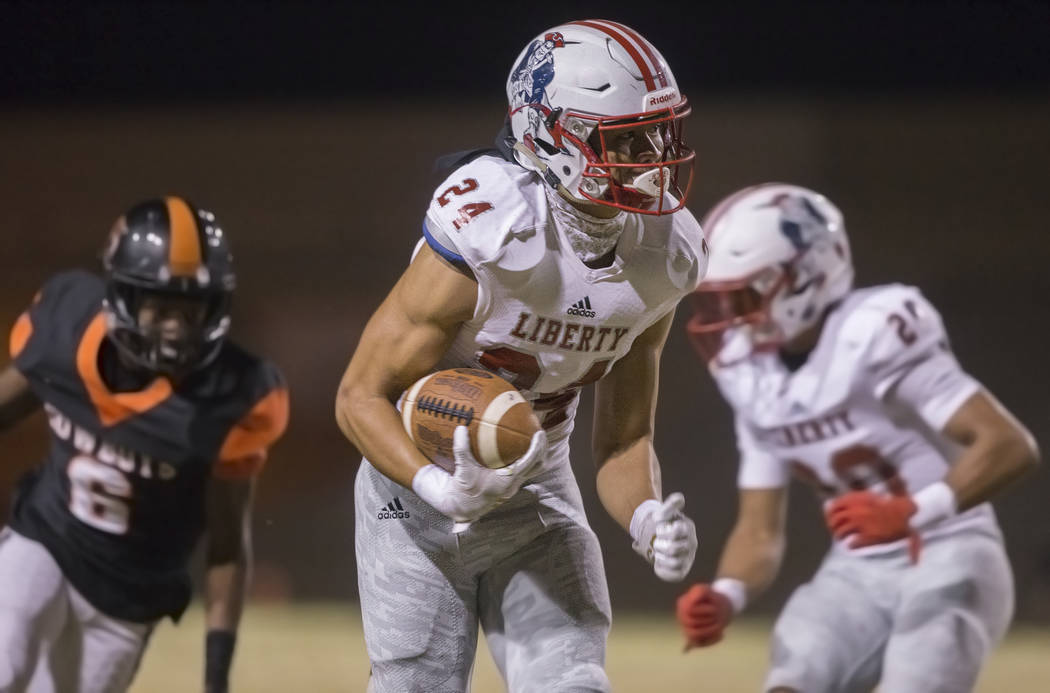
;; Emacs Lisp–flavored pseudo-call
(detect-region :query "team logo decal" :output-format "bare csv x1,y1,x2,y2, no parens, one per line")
509,32,565,109
761,194,829,251
509,32,566,153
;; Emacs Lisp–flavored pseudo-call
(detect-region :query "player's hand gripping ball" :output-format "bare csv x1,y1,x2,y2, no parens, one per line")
402,368,542,471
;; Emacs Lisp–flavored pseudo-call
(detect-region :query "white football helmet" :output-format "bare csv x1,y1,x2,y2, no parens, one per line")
686,183,854,365
505,20,694,215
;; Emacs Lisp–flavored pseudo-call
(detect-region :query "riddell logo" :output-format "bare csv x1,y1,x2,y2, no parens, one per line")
566,296,596,318
648,91,677,107
378,497,410,520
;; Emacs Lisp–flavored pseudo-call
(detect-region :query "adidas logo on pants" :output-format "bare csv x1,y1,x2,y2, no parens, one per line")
377,497,410,520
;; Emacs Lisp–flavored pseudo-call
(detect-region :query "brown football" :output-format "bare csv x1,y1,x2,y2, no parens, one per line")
402,368,541,471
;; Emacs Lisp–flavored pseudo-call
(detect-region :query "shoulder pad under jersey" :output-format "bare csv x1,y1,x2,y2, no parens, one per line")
218,360,288,472
10,270,104,367
837,284,952,394
422,155,548,274
640,204,708,292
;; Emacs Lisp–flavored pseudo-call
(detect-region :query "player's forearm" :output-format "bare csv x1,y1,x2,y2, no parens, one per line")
204,558,249,632
203,560,245,693
595,436,661,532
944,427,1039,511
335,389,432,489
715,524,785,601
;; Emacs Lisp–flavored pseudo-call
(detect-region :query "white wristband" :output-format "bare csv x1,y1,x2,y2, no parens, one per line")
712,577,748,615
629,499,662,542
909,481,958,530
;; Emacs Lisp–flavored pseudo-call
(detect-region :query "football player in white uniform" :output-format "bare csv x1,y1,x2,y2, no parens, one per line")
335,20,707,693
674,183,1039,692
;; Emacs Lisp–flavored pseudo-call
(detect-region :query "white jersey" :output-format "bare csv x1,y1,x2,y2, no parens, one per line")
713,284,1000,555
424,154,707,449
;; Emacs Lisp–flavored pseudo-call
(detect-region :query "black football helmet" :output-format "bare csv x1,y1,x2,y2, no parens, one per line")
101,197,235,377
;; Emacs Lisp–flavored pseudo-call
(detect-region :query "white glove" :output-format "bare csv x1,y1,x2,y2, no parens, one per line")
630,492,698,582
412,425,547,524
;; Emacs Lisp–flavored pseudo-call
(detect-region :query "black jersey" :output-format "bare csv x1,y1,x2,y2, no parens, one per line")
7,271,288,623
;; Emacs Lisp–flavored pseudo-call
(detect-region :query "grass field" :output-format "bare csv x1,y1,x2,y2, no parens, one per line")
131,602,1050,692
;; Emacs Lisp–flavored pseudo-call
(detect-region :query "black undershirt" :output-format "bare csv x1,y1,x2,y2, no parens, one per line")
98,338,156,393
582,247,617,269
776,301,845,373
778,347,812,373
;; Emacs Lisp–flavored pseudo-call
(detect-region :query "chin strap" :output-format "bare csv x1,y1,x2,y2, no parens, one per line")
511,141,572,194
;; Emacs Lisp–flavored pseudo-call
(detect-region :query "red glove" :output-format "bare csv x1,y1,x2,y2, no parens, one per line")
825,491,920,559
676,583,733,650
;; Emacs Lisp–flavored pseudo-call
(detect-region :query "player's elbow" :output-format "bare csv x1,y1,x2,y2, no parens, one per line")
206,525,251,567
1008,426,1040,475
206,540,248,568
592,435,652,474
334,383,361,444
334,379,378,449
988,421,1040,480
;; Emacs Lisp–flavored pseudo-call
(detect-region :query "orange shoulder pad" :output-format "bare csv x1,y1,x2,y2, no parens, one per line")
215,386,290,478
9,290,42,359
9,311,32,359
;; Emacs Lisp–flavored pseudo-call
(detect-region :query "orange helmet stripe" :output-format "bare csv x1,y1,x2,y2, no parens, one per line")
165,196,202,277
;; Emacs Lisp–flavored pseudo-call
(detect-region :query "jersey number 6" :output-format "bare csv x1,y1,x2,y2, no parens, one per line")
68,455,133,535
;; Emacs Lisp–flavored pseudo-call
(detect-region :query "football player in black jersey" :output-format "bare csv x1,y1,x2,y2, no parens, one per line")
0,197,289,693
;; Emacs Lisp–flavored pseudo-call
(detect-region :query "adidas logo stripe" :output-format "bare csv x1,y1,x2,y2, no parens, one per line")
567,295,596,318
377,496,410,520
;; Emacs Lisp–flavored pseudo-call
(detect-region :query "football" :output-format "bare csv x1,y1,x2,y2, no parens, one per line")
402,368,541,472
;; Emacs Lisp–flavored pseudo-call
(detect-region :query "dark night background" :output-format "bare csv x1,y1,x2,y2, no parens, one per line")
1,0,1048,622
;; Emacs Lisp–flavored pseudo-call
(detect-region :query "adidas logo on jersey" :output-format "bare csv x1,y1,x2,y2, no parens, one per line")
566,296,596,318
377,497,410,520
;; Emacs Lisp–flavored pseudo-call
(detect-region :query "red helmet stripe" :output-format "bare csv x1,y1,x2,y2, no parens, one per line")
598,20,668,89
570,20,657,91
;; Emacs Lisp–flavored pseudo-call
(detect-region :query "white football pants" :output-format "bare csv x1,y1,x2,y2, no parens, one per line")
765,527,1013,693
0,528,153,693
355,441,612,693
